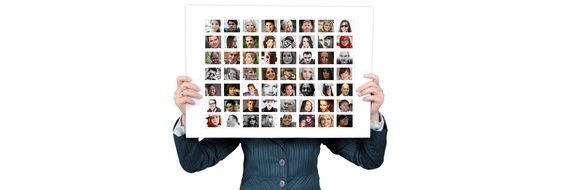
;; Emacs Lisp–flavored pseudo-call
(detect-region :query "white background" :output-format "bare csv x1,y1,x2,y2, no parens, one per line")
1,0,570,189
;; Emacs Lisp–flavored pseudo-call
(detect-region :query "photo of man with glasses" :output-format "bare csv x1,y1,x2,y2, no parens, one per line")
206,99,221,112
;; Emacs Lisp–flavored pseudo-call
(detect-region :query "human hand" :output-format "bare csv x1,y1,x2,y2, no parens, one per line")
356,73,384,121
174,76,203,124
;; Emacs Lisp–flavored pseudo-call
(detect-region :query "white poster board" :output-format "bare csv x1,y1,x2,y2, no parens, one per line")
186,5,373,138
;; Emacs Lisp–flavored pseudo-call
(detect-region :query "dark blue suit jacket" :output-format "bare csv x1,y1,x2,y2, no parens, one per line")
173,118,387,189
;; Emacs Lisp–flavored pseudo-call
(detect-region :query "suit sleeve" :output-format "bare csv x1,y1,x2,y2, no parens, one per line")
172,119,240,173
323,115,388,169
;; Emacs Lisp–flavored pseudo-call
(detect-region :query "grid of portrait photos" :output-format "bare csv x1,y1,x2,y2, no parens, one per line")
202,19,356,130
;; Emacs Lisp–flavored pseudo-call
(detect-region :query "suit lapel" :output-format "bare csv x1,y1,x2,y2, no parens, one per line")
270,138,285,150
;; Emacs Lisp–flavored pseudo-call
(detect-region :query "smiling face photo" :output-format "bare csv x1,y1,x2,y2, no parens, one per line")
262,83,278,96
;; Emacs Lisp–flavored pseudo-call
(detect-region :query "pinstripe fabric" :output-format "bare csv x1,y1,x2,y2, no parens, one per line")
173,119,387,190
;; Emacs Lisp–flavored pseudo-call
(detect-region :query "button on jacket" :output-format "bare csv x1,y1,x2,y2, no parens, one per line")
173,120,387,190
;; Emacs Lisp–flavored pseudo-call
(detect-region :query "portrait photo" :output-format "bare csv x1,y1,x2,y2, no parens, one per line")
242,67,259,80
318,19,334,32
224,99,240,112
280,36,296,48
298,99,315,112
261,114,278,127
280,67,296,80
337,99,353,112
205,35,221,48
336,83,353,96
299,83,315,96
205,19,221,32
224,51,240,64
262,19,277,32
280,83,296,96
224,68,240,80
206,99,222,112
280,19,296,32
299,114,315,127
243,51,259,64
261,83,278,96
223,114,241,128
338,67,352,80
205,114,222,128
242,99,260,112
205,83,221,96
299,19,314,32
299,67,315,80
318,51,334,64
205,67,221,80
261,67,278,80
225,35,239,49
299,51,315,64
337,35,353,48
336,115,353,127
205,51,221,64
243,35,259,48
261,51,277,64
261,99,278,112
262,35,277,48
299,35,315,48
243,19,259,32
241,83,260,96
318,68,334,80
224,19,240,32
318,35,334,48
280,114,297,127
224,83,240,96
280,51,296,64
338,19,352,33
243,115,259,127
318,83,335,96
318,114,334,128
336,51,353,64
280,99,296,112
318,99,334,112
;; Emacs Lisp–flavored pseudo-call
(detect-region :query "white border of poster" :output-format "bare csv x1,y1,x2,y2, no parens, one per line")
186,5,373,138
